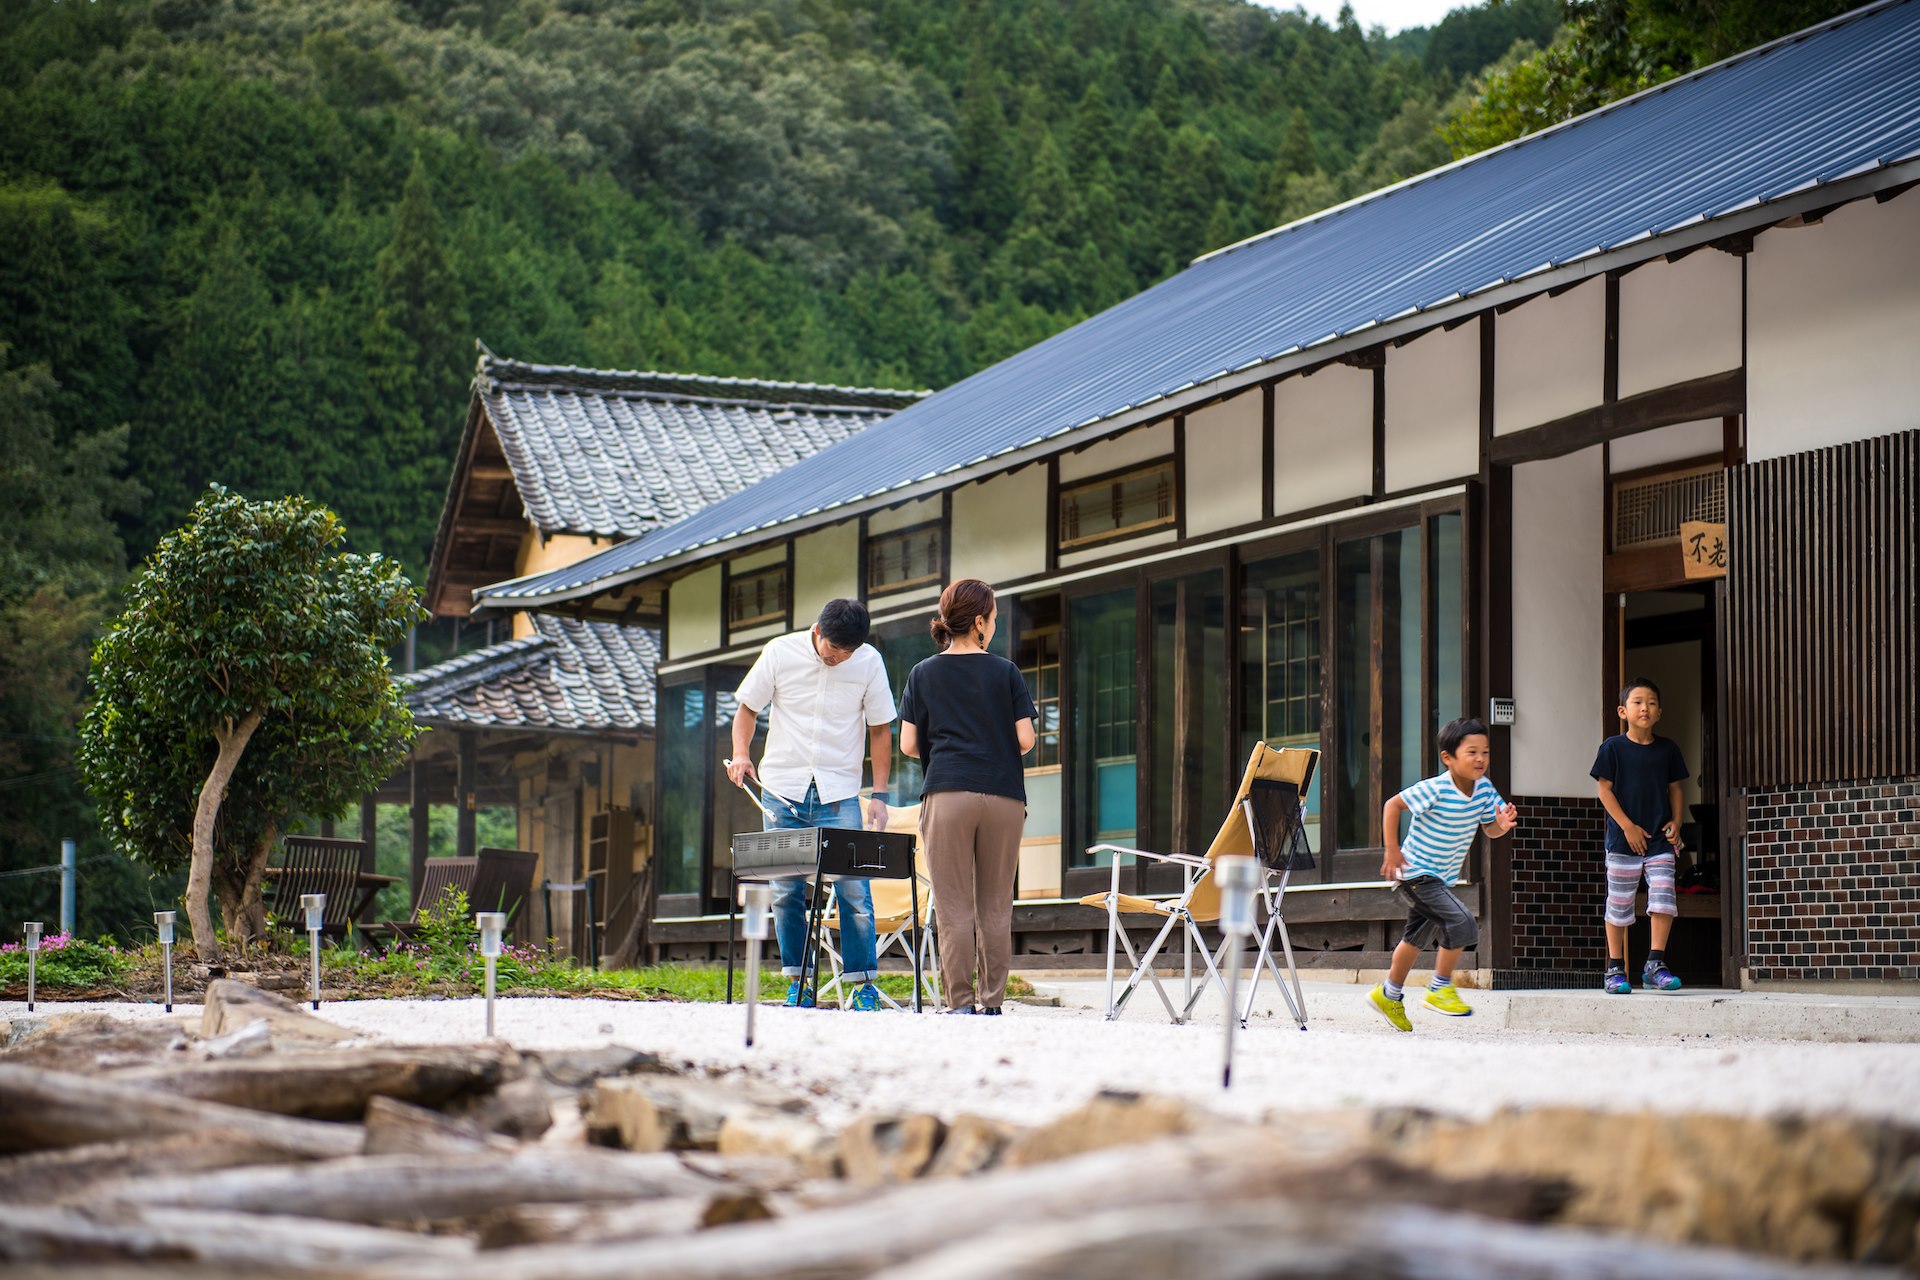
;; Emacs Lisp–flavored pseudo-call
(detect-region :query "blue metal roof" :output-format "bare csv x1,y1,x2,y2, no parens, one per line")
479,0,1920,612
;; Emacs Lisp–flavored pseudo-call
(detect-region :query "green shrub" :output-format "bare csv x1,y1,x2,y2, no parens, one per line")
0,934,133,988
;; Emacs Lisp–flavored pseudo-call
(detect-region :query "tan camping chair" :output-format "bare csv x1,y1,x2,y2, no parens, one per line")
1079,743,1318,1028
820,803,939,1010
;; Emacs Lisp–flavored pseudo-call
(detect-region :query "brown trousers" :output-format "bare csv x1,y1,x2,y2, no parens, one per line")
919,790,1025,1011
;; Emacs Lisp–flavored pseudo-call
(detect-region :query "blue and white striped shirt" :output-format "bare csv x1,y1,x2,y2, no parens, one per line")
1396,772,1503,881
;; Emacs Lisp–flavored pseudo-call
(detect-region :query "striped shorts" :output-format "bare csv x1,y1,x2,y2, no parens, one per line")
1604,851,1677,927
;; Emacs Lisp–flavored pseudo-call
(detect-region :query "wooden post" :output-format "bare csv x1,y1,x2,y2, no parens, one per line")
410,754,431,910
457,732,478,860
359,793,380,924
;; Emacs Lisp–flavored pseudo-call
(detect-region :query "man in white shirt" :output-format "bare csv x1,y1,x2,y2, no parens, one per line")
728,599,895,1010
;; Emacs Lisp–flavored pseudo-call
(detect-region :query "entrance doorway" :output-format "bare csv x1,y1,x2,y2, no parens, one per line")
1613,585,1724,986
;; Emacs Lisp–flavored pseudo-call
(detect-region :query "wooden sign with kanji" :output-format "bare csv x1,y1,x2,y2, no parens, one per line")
1680,520,1728,579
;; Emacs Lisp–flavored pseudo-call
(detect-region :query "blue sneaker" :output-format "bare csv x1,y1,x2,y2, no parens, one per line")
783,979,816,1008
850,982,883,1011
1642,962,1683,992
1604,970,1632,995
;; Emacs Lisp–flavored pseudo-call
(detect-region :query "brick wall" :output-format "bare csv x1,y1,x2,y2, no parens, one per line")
1505,794,1609,974
1744,777,1920,982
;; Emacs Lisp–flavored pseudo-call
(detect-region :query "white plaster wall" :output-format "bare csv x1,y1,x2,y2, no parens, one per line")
1748,193,1920,459
867,494,941,536
1385,322,1479,492
728,543,785,573
792,520,857,621
1510,446,1605,796
1058,527,1178,569
1183,388,1265,536
1056,420,1174,482
1495,280,1606,435
667,565,722,660
1607,418,1724,473
951,464,1047,588
1618,249,1743,398
728,619,786,648
1272,363,1372,517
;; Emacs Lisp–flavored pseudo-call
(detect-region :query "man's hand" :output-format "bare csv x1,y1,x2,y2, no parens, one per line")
1489,802,1519,837
1621,820,1649,854
725,757,757,788
1380,847,1405,881
864,798,889,831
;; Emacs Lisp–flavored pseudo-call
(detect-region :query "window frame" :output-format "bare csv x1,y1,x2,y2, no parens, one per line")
865,518,946,597
724,561,789,631
1057,458,1179,552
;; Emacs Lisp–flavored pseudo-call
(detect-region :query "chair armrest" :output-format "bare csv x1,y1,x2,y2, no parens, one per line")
1084,844,1207,869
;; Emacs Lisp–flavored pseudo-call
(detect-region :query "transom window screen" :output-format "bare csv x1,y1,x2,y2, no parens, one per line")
727,565,787,628
1612,463,1725,552
1059,462,1175,548
867,522,943,594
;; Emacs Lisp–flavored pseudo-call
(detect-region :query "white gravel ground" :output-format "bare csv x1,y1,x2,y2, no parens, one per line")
13,980,1920,1130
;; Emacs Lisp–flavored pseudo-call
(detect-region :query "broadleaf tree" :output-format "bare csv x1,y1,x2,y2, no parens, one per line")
79,486,425,960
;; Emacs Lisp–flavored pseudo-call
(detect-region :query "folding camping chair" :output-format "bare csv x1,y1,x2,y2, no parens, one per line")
1080,742,1318,1029
819,805,939,1010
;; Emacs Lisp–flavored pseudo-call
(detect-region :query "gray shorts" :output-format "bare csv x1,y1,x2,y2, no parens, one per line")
1396,876,1479,951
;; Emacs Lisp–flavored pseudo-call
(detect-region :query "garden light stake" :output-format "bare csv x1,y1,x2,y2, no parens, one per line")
1216,856,1261,1089
153,912,175,1012
477,912,506,1037
300,894,325,1010
24,922,42,1012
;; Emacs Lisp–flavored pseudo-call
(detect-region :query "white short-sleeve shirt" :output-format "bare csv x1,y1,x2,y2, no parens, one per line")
735,629,896,805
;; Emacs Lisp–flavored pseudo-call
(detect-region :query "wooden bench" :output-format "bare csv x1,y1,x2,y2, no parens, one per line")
265,836,383,939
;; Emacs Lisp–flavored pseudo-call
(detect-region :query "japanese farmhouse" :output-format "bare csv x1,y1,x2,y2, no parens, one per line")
473,4,1920,988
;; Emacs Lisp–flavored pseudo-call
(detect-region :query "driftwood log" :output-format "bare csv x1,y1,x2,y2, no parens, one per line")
93,1147,725,1225
0,1063,363,1158
865,1202,1878,1280
1,1204,472,1268
106,1043,521,1120
359,1131,1546,1280
362,1095,516,1156
199,978,355,1043
0,1130,306,1205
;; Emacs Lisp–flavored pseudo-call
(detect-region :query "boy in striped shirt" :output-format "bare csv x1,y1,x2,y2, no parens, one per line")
1367,717,1519,1031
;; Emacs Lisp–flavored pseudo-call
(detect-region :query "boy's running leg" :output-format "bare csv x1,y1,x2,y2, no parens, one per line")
1424,946,1472,1016
1367,940,1419,1032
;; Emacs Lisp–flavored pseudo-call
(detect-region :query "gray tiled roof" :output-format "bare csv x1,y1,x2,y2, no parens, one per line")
400,614,660,734
480,356,927,539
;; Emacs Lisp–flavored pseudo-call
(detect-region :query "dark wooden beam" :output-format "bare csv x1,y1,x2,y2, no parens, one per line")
451,516,528,538
468,462,514,481
1488,368,1744,467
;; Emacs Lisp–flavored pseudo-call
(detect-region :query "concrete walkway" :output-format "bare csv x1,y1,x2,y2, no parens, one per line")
1026,973,1920,1043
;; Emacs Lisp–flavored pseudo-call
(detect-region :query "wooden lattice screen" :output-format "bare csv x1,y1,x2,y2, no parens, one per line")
1726,429,1918,788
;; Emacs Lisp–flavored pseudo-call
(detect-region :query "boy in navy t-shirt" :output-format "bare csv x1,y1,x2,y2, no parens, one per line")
1590,677,1691,994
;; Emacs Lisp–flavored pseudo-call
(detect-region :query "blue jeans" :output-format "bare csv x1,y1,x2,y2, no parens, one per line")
766,783,877,981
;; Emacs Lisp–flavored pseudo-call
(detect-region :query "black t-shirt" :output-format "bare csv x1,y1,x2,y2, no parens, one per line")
898,652,1038,804
1590,733,1690,855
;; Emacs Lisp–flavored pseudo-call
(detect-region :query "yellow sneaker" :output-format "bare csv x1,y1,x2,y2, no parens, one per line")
1367,984,1413,1032
1423,984,1472,1017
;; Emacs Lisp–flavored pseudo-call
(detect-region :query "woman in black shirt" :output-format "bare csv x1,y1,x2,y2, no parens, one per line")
899,579,1037,1014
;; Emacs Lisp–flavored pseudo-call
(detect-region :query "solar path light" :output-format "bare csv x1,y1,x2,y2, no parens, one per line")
153,912,176,1013
739,881,772,1048
1215,855,1261,1089
23,922,42,1012
300,894,325,1010
477,911,506,1037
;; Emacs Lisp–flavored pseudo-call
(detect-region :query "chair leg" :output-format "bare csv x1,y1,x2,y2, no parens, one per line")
1112,914,1185,1023
1252,908,1308,1029
1182,926,1238,1023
